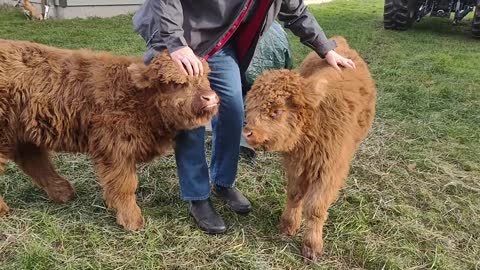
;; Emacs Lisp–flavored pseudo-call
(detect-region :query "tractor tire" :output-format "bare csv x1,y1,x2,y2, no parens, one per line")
384,0,419,31
472,1,480,38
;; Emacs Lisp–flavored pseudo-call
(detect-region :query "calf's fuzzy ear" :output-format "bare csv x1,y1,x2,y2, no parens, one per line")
304,79,328,107
290,76,328,109
128,62,152,89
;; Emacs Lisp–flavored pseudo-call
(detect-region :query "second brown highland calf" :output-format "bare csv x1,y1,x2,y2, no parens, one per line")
243,37,376,261
0,39,219,230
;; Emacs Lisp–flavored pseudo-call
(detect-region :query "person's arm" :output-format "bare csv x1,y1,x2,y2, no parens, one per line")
152,0,187,53
152,0,203,76
278,0,355,70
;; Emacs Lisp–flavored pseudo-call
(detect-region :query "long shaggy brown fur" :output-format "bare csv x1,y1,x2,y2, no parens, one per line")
0,39,219,230
243,36,376,261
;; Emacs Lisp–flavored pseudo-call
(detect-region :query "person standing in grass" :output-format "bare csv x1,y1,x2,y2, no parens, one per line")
133,0,355,234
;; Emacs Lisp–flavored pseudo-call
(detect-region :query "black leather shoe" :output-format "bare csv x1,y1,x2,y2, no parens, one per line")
189,199,226,234
212,185,252,215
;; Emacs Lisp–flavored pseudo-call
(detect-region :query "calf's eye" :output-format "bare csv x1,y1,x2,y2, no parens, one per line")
271,109,283,119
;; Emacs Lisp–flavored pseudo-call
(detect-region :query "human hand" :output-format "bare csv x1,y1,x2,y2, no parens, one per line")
325,50,356,71
170,46,204,76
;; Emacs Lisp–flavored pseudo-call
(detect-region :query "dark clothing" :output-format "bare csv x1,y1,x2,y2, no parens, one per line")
133,0,336,72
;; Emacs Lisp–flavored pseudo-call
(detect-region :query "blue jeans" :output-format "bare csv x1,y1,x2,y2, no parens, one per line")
145,45,243,201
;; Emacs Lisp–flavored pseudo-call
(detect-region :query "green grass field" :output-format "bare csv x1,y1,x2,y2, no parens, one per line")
0,0,479,269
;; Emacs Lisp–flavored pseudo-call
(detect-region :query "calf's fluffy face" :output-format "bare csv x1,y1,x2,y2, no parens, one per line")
128,53,219,130
243,70,326,152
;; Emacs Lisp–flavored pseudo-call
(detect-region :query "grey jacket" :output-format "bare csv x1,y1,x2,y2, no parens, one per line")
133,0,336,71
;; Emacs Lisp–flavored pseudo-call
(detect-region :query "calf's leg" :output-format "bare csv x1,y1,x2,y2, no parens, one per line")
0,197,8,216
14,143,75,203
279,171,309,236
0,150,11,216
301,158,350,261
94,157,144,231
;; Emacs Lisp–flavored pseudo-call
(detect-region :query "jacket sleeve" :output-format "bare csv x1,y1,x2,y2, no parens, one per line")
277,0,336,58
152,0,188,52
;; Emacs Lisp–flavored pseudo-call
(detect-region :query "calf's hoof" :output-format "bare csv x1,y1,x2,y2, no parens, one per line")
302,243,323,262
46,181,75,203
116,206,145,231
279,217,300,236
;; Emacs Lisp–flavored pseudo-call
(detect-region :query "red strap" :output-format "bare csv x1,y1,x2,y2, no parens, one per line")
203,0,254,60
234,0,273,61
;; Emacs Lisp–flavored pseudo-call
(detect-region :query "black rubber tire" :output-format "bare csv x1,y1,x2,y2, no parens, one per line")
472,1,480,38
384,0,419,31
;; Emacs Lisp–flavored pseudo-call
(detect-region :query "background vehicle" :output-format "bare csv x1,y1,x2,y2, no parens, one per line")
384,0,480,38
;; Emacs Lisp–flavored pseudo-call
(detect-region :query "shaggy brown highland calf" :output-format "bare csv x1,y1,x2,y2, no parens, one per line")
0,39,219,230
243,36,376,261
